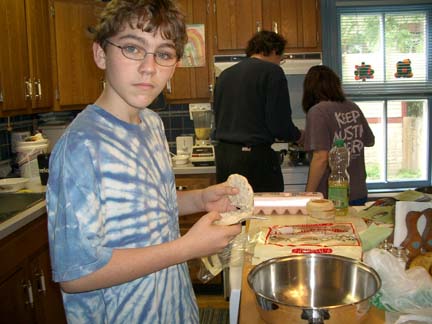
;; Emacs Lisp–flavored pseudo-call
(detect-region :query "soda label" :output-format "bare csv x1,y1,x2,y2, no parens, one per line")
328,186,349,209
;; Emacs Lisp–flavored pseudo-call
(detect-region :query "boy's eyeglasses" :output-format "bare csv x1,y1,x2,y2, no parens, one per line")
104,39,178,67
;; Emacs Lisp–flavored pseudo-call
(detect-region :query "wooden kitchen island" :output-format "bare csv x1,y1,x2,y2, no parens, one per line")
236,214,387,324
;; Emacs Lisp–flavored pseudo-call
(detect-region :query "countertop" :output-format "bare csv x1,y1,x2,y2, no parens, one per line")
172,162,308,175
0,198,46,240
235,214,386,324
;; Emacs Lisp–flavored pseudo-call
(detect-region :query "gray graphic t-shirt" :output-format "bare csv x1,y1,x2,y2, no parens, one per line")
47,105,198,323
304,100,375,200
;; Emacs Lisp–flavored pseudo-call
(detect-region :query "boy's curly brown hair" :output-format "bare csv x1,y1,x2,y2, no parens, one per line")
92,0,188,59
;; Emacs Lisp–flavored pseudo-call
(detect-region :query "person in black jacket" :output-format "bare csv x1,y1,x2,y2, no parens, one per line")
213,30,303,192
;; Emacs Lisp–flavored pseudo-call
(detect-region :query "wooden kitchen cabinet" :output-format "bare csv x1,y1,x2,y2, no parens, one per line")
0,215,66,324
50,0,105,109
212,0,262,53
211,0,321,54
175,173,223,289
262,0,321,53
165,0,212,103
0,0,53,117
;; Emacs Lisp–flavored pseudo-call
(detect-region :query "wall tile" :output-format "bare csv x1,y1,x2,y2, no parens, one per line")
0,103,199,164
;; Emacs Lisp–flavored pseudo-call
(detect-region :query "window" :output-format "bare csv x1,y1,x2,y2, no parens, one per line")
322,1,432,191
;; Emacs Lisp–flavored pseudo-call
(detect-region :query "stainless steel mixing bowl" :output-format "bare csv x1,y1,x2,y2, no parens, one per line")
247,254,381,324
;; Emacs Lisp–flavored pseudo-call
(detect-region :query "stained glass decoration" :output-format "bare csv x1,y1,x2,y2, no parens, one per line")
394,59,413,78
354,62,375,81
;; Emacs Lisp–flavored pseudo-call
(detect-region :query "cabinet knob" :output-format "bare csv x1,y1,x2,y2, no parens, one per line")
166,79,172,94
256,21,261,32
25,78,33,100
34,79,42,100
35,270,47,295
272,22,278,34
0,89,3,103
22,280,34,308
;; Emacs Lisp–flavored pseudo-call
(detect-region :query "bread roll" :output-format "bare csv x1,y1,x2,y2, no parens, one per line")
409,252,432,276
306,199,336,220
215,174,254,225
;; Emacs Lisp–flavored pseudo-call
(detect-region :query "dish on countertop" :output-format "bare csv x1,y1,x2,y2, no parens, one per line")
0,178,29,193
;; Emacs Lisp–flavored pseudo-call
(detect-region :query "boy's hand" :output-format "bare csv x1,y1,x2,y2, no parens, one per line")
182,211,241,258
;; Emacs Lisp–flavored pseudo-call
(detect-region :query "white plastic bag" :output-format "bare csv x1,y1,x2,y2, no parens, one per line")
363,248,432,322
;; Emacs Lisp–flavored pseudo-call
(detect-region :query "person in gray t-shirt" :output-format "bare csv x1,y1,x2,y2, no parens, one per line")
302,65,375,205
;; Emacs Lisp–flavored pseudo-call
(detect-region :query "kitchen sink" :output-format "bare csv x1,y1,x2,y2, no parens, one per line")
0,192,45,223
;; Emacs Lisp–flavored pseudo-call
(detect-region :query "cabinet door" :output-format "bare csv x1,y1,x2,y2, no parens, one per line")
0,0,30,114
52,0,104,107
262,0,320,52
26,0,53,110
213,0,262,52
0,267,35,324
166,0,211,102
30,246,66,324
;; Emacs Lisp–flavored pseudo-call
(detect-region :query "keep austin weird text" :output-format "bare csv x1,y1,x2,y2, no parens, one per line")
333,110,365,157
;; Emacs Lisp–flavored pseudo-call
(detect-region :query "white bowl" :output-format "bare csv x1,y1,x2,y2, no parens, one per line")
172,155,189,165
0,178,29,192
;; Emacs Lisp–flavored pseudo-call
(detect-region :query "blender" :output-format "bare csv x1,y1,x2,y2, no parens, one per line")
189,108,215,166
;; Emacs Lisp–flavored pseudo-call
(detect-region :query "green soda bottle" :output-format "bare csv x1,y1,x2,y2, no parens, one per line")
328,139,350,216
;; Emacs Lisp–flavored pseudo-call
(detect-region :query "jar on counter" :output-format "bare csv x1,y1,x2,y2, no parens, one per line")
390,246,409,270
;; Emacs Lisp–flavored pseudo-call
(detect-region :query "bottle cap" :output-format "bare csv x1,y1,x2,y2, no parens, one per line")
334,139,345,147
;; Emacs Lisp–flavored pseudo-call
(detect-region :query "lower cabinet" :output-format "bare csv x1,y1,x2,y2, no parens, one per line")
0,215,66,324
175,173,224,291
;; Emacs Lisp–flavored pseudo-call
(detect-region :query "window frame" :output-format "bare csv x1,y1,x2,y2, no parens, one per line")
321,0,432,191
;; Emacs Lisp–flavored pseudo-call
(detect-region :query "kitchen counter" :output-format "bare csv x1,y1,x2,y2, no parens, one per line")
172,163,216,175
0,198,46,240
235,214,386,324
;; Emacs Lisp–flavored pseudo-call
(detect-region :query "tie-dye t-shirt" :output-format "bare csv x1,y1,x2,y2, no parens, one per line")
47,105,198,324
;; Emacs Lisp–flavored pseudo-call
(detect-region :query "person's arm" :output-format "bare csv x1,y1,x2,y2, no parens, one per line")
61,211,241,293
60,182,242,293
306,150,329,192
266,68,301,142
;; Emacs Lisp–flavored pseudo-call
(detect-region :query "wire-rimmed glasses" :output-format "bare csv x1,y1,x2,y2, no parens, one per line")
104,39,178,67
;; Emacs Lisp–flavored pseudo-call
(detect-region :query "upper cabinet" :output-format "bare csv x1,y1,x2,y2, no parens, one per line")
212,0,262,53
0,0,53,117
50,0,105,109
165,0,212,103
262,0,321,53
212,0,321,54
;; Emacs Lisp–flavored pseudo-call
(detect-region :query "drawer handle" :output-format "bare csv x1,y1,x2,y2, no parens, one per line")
22,280,34,308
35,270,47,294
176,185,188,191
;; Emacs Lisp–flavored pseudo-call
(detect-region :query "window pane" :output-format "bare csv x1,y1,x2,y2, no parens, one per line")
341,14,383,83
387,100,428,181
340,11,427,84
385,13,427,82
355,101,385,182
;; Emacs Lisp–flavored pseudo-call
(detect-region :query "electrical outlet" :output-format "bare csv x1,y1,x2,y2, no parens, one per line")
189,103,211,119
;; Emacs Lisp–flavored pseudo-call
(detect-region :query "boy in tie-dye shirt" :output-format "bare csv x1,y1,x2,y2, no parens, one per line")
47,1,242,323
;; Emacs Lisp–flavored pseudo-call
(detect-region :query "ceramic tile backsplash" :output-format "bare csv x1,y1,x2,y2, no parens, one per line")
0,103,197,166
0,115,34,162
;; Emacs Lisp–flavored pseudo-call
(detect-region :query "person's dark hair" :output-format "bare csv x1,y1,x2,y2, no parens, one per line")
302,65,346,113
92,0,187,58
245,30,286,57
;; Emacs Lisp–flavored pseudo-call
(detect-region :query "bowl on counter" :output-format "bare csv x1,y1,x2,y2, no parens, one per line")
248,254,381,324
0,178,29,193
172,154,190,166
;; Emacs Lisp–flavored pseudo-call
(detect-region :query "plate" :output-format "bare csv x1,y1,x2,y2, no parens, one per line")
0,178,29,192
